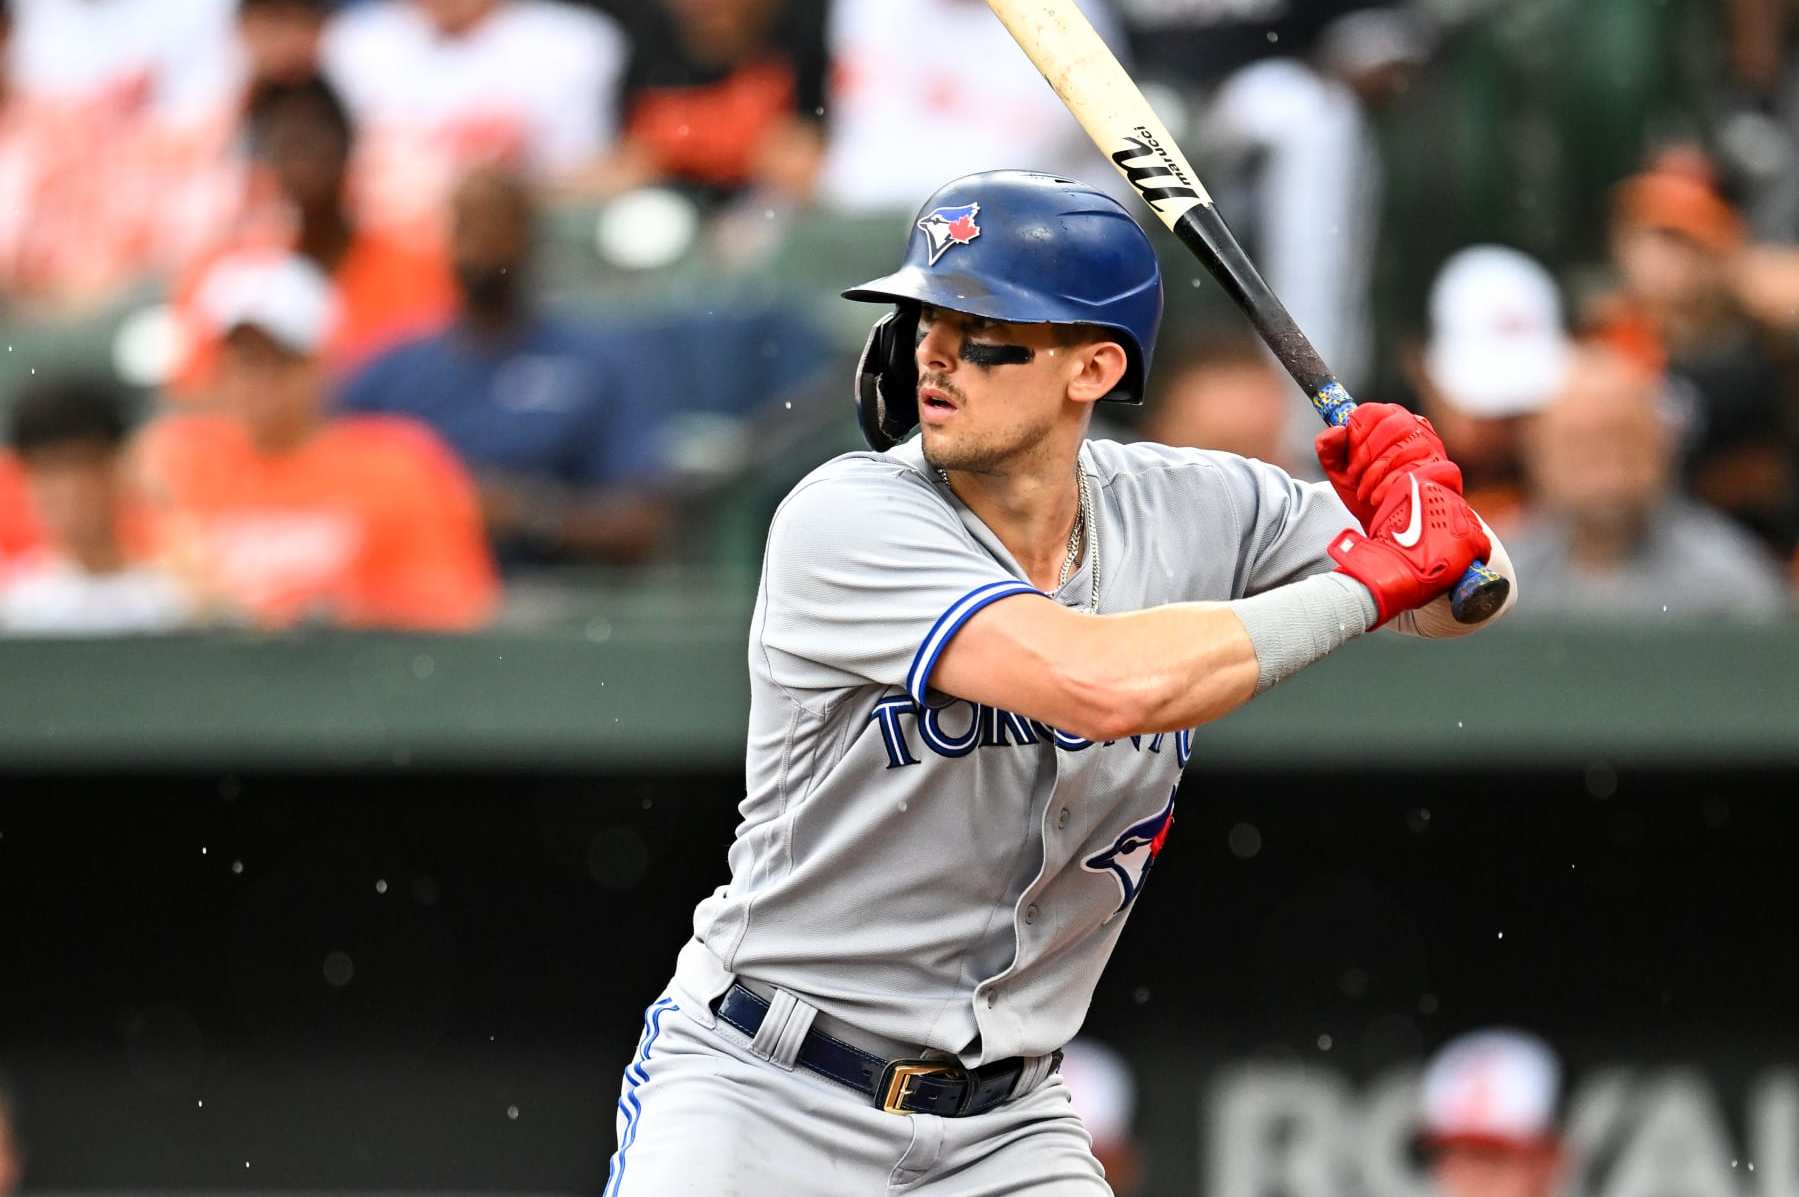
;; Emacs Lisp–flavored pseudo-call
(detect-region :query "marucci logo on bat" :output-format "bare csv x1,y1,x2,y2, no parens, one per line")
1110,128,1200,211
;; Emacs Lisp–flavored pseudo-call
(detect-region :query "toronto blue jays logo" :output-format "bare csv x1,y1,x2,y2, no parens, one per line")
917,202,982,265
1083,790,1176,917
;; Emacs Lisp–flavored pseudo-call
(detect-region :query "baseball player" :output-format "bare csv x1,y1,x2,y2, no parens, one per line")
604,170,1517,1195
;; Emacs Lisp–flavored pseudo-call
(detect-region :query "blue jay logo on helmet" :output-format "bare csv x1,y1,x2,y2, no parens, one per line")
1083,791,1176,917
916,202,982,265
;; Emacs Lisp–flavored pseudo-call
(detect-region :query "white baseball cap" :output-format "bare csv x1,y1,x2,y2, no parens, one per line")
1421,1028,1561,1150
197,252,338,356
1425,246,1573,419
1318,8,1435,78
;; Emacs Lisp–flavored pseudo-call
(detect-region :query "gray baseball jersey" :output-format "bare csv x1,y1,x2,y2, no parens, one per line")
689,435,1355,1065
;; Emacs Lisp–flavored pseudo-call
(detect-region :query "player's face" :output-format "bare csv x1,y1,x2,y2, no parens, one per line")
912,306,1089,473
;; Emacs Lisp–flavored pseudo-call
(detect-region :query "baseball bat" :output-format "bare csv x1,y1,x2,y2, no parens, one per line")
985,0,1508,624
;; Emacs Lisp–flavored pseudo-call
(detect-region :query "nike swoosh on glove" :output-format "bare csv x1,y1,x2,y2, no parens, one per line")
1315,403,1463,530
1327,471,1491,627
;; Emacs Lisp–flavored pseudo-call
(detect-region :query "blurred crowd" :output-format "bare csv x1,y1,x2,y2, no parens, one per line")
0,0,1796,633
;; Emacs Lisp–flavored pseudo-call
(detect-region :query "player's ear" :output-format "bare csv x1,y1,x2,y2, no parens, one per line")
1066,340,1129,405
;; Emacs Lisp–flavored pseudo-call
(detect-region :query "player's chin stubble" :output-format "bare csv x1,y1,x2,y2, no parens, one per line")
919,384,1051,475
923,418,1055,475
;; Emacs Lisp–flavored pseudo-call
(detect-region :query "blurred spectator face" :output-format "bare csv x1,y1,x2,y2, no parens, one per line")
7,377,131,571
219,326,325,452
1145,346,1290,468
256,84,350,215
662,0,779,60
1610,163,1743,314
198,254,337,452
238,0,327,88
1412,373,1526,479
1613,226,1725,312
19,440,120,567
1527,350,1670,543
1316,7,1433,105
1433,1143,1560,1197
450,169,532,315
1422,1030,1564,1197
414,0,499,37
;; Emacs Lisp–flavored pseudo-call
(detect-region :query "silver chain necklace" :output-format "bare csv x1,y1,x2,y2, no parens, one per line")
937,455,1100,613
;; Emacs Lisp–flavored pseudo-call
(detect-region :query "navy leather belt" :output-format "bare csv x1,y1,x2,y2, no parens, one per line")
712,982,1059,1117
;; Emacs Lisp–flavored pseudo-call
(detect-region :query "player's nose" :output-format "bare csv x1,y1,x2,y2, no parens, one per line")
915,318,959,374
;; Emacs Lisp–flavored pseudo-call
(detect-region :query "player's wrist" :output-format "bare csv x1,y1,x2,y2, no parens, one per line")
1228,571,1377,694
1329,532,1416,625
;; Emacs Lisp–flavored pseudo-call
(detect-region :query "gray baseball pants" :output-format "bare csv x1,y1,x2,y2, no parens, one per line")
602,941,1109,1195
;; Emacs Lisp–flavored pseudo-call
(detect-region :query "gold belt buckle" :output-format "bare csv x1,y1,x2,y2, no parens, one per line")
879,1060,956,1115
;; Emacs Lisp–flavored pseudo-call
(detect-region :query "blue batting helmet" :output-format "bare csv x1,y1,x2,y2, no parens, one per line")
843,170,1164,450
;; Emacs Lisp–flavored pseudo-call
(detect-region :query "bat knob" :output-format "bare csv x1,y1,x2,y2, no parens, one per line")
1449,563,1510,624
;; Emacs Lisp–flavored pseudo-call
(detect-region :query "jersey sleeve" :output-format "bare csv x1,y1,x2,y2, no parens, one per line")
1213,454,1357,598
757,463,1041,706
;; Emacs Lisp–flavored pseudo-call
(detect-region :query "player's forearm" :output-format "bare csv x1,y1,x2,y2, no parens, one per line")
936,594,1258,739
939,575,1376,740
1081,572,1377,735
1058,601,1262,738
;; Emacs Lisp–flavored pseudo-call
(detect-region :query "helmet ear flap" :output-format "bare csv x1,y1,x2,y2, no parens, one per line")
854,306,920,450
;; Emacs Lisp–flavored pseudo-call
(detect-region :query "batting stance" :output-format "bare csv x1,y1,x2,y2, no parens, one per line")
604,170,1517,1195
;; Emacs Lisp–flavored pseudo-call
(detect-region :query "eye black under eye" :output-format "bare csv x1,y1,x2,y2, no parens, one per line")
960,343,1035,367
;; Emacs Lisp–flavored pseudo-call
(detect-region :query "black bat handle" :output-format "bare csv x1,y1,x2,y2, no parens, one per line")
1171,204,1509,625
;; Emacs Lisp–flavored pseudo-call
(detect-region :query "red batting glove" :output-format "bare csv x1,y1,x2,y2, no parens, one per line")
1315,403,1463,530
1327,471,1491,627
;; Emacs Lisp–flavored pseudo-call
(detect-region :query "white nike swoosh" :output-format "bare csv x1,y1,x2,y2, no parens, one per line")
1392,473,1423,548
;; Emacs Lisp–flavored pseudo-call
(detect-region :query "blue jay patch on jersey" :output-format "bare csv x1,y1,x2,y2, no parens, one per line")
1083,789,1176,917
917,202,982,265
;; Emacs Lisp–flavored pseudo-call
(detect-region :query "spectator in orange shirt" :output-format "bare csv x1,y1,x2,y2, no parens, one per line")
174,74,456,393
138,252,497,630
